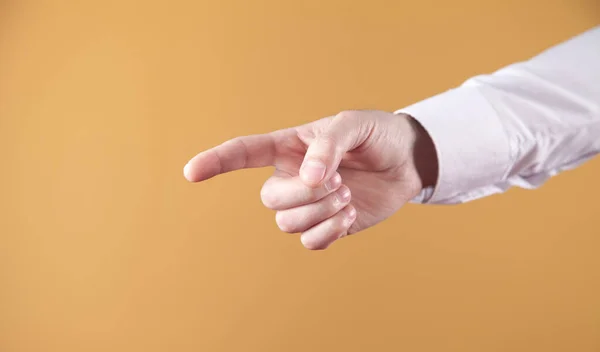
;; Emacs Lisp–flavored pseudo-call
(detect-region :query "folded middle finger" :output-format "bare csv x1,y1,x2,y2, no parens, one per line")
260,172,342,210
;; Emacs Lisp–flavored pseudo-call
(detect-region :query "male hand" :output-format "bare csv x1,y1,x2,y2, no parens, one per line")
183,110,438,250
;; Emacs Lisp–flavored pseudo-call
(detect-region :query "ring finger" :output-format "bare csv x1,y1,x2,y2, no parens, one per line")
275,184,352,233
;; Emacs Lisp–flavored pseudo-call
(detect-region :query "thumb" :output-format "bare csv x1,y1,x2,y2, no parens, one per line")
298,112,371,187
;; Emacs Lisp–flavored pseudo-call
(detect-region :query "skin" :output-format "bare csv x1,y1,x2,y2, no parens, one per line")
183,110,438,250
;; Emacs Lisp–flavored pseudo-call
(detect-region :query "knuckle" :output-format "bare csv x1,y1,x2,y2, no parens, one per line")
335,110,357,120
222,137,245,155
328,187,349,211
327,194,342,213
333,110,363,127
324,172,342,193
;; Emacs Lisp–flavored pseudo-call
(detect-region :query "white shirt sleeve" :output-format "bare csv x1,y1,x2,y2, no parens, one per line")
396,25,600,204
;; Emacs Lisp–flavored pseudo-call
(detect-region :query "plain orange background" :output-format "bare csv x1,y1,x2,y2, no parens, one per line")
1,1,599,351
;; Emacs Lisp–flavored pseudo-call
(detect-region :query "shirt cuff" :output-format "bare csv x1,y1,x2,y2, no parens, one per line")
395,86,512,204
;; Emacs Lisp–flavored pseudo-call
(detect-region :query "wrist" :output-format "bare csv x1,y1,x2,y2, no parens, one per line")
404,114,439,190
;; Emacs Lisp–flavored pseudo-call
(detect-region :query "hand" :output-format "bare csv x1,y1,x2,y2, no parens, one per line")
183,110,438,250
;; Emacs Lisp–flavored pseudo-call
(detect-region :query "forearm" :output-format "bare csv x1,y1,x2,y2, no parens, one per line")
398,26,600,204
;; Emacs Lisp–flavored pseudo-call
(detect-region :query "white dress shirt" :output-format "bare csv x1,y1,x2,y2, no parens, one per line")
396,25,600,204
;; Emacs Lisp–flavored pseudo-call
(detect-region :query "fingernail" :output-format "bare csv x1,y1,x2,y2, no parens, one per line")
348,207,356,218
325,173,342,192
335,185,351,204
345,207,357,226
183,163,192,180
300,159,326,185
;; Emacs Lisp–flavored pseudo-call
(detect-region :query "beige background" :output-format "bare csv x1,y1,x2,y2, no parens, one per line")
1,1,599,351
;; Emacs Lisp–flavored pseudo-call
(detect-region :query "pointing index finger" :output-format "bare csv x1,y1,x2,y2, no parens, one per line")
183,133,277,182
